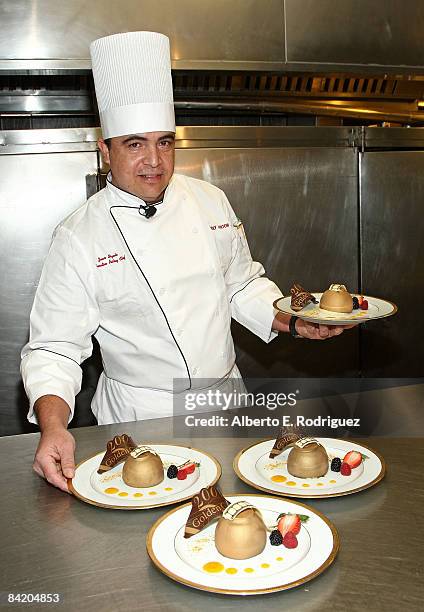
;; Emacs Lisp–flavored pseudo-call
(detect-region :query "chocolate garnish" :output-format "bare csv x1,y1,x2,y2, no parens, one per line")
184,485,230,539
290,283,318,312
97,434,137,473
269,427,301,458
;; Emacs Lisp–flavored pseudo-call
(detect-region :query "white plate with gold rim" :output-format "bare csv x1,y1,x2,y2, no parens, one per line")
69,444,221,510
273,294,397,326
147,494,339,595
234,438,385,499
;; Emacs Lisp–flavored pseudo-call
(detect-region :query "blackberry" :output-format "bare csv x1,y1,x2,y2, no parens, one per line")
167,464,178,479
331,457,342,472
352,296,359,310
269,530,283,546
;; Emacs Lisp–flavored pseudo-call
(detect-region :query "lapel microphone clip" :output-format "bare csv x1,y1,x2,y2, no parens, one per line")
139,204,158,219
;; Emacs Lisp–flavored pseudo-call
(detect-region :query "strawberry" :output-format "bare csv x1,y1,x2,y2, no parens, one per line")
358,295,364,306
277,513,301,537
340,462,351,476
360,299,369,310
283,532,298,549
177,470,187,480
184,461,197,474
343,450,362,469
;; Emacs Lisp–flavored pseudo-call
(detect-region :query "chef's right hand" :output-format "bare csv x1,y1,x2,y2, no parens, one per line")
33,426,76,493
33,395,75,493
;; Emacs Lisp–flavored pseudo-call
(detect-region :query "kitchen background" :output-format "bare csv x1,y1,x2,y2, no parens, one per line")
1,0,423,435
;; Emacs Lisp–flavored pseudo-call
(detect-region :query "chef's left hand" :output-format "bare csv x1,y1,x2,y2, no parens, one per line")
295,318,357,339
272,312,357,339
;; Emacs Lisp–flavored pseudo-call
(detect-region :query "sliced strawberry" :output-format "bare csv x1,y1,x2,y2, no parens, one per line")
343,450,362,469
360,299,369,310
358,295,364,306
282,532,298,549
184,461,197,474
177,470,187,480
340,462,352,476
277,513,301,537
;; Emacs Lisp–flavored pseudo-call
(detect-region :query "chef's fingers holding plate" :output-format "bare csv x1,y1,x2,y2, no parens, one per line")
297,319,357,340
33,428,76,493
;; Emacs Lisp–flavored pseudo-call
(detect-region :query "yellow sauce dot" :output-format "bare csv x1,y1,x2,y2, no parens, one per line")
118,492,128,497
203,562,224,573
164,487,173,491
133,493,143,498
244,568,254,573
148,491,157,496
271,475,287,483
276,557,284,561
329,480,337,484
286,481,297,486
104,487,119,495
261,563,270,569
316,483,324,487
302,483,310,488
225,567,238,574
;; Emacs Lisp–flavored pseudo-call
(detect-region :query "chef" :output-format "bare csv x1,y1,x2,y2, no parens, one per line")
21,32,353,492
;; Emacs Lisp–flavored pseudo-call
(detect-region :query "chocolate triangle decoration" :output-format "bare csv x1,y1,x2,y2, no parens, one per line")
269,428,301,458
290,283,318,312
184,485,230,539
97,434,137,473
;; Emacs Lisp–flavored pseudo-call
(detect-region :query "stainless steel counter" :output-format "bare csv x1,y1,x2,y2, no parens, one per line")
1,410,423,611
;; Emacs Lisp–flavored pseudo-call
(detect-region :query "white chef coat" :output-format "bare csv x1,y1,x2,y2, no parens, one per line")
21,173,283,424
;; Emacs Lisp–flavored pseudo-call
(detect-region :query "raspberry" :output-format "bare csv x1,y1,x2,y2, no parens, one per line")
340,462,352,476
283,532,298,549
331,458,342,472
167,465,178,479
269,530,283,546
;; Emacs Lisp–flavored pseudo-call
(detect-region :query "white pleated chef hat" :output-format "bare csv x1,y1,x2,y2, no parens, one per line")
90,31,175,139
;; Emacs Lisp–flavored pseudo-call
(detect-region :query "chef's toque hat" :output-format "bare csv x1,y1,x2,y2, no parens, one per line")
90,31,175,139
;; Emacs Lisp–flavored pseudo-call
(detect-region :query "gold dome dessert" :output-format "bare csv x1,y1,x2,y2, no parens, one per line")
122,445,164,488
320,284,353,313
287,438,329,478
215,501,267,560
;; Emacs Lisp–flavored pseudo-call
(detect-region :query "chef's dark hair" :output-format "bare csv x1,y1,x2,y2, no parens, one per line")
104,138,112,149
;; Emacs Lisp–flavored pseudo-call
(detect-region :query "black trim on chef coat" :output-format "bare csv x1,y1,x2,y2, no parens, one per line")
109,205,192,390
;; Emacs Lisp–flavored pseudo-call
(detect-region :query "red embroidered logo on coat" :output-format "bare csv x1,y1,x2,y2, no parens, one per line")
96,253,126,268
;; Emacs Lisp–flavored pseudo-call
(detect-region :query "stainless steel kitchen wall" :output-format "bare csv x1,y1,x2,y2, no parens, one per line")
285,0,424,70
0,0,423,72
0,0,285,71
0,129,99,436
361,150,424,377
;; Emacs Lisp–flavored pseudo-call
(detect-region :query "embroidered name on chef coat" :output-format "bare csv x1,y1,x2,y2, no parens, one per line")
210,223,229,230
96,252,126,268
